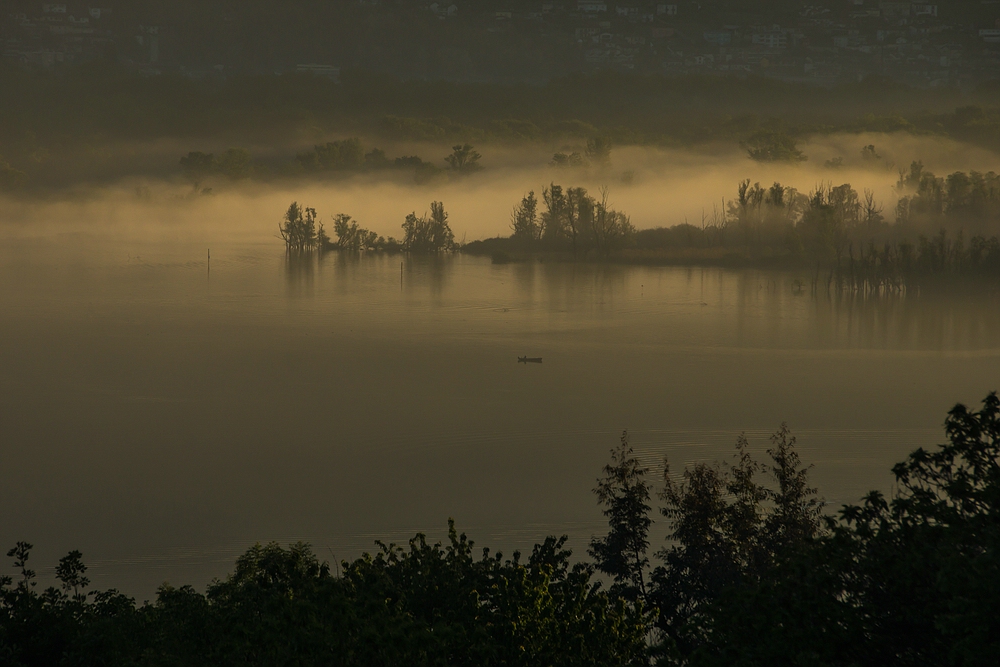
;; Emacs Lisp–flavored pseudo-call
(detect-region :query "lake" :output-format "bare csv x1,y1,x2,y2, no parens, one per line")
2,227,999,598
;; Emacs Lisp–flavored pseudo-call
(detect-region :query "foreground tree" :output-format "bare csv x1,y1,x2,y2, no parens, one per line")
1,525,650,666
659,395,1000,666
650,426,823,657
4,395,1000,665
826,392,1000,666
589,431,652,601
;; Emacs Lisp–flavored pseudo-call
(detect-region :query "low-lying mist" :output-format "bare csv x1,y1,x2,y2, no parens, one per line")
2,132,997,248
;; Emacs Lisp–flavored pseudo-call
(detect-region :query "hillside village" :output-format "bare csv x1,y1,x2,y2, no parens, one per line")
1,0,999,87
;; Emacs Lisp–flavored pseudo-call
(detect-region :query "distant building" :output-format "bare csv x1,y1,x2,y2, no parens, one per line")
657,4,678,16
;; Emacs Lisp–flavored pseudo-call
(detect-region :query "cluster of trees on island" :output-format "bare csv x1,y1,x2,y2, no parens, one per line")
505,185,635,259
278,183,637,261
463,162,1000,287
700,163,1000,285
3,392,1000,666
272,149,1000,286
278,200,456,254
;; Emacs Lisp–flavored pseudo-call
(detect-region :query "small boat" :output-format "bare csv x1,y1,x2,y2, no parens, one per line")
518,356,543,364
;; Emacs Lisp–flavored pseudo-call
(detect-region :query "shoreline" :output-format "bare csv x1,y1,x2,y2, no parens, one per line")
458,238,1000,291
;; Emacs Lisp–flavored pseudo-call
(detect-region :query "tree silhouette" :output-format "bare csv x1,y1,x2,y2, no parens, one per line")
589,430,652,601
444,144,483,174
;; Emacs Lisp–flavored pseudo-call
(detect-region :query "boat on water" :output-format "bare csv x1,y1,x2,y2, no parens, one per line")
518,356,542,363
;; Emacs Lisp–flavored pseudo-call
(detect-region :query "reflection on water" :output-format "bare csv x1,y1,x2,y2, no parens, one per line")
284,253,316,294
1,236,998,597
813,289,1000,352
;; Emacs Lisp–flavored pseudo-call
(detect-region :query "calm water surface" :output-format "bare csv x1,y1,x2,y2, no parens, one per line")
2,230,999,597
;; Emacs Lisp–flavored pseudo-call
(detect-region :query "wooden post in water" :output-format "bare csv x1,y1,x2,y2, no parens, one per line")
207,249,211,278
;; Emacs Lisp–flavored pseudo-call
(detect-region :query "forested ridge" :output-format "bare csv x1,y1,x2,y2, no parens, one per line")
3,392,1000,665
3,59,1000,191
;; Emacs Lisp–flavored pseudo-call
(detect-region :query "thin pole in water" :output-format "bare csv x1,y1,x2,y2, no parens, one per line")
207,249,211,278
400,261,403,289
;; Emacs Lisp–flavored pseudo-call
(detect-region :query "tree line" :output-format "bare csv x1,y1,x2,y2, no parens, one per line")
589,391,1000,665
276,164,1000,287
4,56,1000,193
713,165,1000,286
3,392,999,665
371,162,1000,288
180,141,482,190
180,137,625,195
895,161,1000,231
278,200,455,254
295,139,482,182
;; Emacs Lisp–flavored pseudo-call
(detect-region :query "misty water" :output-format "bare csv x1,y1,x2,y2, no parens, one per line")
3,224,1000,599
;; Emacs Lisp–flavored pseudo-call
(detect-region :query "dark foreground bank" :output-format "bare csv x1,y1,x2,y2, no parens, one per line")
3,393,1000,666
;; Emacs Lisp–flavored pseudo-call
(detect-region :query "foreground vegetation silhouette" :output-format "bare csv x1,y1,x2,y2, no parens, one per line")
3,392,1000,665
